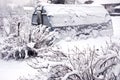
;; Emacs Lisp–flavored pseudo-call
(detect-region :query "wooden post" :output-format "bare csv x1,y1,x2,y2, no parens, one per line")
18,22,20,36
29,30,32,42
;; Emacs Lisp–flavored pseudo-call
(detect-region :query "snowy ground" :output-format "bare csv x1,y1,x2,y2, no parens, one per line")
0,60,38,80
0,16,120,80
112,16,120,38
56,16,120,53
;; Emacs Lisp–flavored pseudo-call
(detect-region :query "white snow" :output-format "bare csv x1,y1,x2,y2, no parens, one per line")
115,5,120,9
27,42,36,48
7,3,18,10
23,7,34,11
9,0,31,6
43,4,110,27
3,18,10,35
54,36,111,54
93,0,120,4
112,16,120,38
53,16,120,54
0,16,118,80
0,60,38,80
0,2,120,80
112,64,120,76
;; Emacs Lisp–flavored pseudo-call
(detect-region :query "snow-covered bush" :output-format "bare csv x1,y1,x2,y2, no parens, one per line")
62,41,120,80
0,17,59,60
0,34,27,60
21,40,120,80
47,64,72,80
0,6,38,60
31,25,60,49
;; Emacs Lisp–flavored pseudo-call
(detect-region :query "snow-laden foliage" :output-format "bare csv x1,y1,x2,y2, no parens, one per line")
31,25,59,49
0,6,31,59
18,40,120,80
62,41,120,80
0,18,59,60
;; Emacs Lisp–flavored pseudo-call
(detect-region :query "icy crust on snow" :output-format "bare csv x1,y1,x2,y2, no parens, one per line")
42,4,111,27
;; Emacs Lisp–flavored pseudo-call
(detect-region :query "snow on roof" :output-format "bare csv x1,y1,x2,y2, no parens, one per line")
93,0,120,4
42,4,110,27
